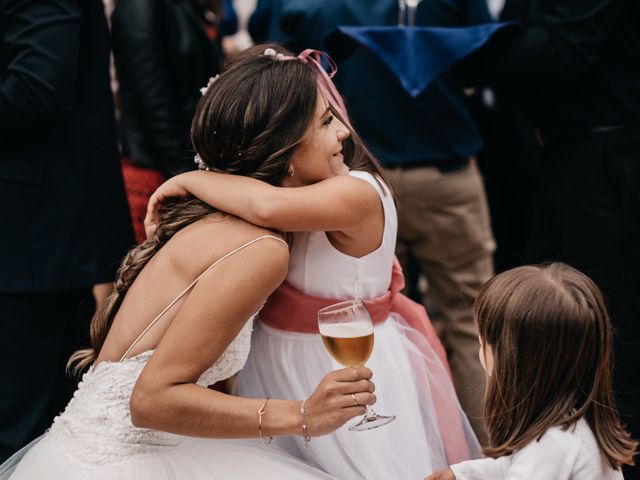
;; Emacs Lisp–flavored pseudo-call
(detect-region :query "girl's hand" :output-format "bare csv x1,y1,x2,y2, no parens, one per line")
144,174,192,238
425,468,455,480
303,366,376,437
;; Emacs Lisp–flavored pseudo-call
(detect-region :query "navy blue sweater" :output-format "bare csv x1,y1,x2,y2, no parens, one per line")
252,0,491,167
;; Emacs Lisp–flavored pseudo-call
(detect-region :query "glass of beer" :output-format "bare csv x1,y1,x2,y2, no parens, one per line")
318,299,396,431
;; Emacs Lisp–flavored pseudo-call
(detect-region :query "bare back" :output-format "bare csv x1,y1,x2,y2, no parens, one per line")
96,214,288,366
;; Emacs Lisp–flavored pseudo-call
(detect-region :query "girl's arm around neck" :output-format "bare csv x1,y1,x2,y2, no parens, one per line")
158,171,381,234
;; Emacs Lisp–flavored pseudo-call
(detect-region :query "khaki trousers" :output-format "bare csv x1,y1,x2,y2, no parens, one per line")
385,159,495,444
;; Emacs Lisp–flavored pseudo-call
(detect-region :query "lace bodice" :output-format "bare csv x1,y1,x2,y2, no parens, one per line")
48,317,254,466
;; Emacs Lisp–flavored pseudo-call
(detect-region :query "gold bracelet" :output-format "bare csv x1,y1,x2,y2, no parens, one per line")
258,398,273,446
300,399,311,448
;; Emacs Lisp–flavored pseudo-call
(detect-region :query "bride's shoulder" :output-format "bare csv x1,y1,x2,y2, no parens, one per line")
168,217,288,273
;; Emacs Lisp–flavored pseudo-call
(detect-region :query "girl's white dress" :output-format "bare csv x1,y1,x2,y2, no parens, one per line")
0,236,334,480
451,418,624,479
234,171,481,479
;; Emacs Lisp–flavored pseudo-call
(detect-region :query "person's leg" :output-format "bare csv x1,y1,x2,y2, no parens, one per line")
384,167,421,299
0,288,94,462
529,131,640,478
392,161,495,444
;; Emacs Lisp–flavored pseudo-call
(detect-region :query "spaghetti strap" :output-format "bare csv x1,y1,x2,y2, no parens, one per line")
119,235,287,362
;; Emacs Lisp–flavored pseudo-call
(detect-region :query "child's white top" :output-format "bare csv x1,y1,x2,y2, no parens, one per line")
451,418,623,480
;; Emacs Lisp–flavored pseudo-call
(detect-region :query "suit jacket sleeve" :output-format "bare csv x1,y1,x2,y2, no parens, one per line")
455,0,621,88
111,0,183,170
0,0,81,145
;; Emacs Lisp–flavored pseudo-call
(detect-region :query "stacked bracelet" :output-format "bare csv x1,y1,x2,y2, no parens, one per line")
257,398,273,446
299,399,311,448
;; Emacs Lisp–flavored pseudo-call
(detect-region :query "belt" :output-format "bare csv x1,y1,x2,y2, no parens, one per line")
535,124,638,147
397,156,471,173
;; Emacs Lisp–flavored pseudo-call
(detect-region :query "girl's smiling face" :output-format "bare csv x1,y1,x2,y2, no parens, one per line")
285,91,350,187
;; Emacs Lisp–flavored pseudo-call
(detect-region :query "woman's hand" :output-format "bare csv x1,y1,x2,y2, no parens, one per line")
302,366,376,437
144,173,193,238
425,468,455,480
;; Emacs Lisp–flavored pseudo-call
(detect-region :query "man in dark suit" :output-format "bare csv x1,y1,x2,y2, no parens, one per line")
457,1,640,477
0,0,133,461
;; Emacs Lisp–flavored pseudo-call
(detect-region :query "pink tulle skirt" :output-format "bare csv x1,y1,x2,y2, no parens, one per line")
234,314,482,479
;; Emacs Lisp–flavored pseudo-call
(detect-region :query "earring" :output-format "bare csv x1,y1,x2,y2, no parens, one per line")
287,167,294,177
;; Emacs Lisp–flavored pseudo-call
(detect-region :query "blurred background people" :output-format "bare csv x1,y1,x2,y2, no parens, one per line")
251,0,496,444
220,0,257,57
0,0,133,462
457,1,640,477
111,0,223,243
467,0,540,274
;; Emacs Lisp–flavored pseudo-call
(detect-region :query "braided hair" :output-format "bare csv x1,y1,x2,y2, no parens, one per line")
69,43,388,374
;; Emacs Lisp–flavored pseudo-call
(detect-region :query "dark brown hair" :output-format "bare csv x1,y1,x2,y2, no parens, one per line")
475,262,637,468
192,44,392,193
69,44,391,373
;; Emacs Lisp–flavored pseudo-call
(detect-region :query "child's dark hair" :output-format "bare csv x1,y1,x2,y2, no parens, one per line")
475,262,637,468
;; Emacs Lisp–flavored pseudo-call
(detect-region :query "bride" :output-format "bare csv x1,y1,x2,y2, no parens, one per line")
146,45,481,479
0,45,377,480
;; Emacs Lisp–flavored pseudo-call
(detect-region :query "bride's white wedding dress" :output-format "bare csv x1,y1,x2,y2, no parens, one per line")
0,235,334,480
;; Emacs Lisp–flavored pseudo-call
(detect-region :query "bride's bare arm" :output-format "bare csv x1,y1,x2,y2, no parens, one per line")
129,239,375,439
145,170,381,235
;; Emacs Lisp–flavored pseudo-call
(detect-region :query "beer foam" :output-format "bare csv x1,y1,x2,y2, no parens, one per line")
319,321,373,338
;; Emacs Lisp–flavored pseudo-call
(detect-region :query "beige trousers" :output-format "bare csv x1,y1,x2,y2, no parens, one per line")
385,159,495,444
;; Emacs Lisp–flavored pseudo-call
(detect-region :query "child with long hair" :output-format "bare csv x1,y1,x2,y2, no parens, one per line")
427,262,637,479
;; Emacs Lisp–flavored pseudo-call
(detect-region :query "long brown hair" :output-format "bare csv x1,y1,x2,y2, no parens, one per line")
194,44,392,193
475,262,637,468
69,44,391,374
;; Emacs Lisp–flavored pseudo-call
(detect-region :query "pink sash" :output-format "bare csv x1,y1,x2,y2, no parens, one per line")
260,259,480,463
260,258,451,377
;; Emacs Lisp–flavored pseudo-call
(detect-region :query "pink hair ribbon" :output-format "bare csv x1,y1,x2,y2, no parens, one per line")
297,49,352,129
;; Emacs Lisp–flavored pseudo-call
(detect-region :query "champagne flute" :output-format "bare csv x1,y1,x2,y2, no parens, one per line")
318,300,396,431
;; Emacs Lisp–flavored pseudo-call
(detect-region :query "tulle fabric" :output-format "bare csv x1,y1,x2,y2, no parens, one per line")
234,315,482,479
0,435,336,480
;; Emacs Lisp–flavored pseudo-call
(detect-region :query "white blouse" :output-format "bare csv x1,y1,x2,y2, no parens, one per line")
451,419,623,480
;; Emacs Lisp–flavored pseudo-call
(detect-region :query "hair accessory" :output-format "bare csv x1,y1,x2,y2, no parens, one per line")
263,47,295,61
200,75,220,96
297,50,352,130
194,154,211,171
258,398,273,446
299,399,311,448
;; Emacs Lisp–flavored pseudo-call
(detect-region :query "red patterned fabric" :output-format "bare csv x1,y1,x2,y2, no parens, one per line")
121,158,165,244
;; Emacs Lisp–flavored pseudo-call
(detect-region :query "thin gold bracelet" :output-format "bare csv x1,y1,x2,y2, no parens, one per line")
258,398,273,446
300,399,311,448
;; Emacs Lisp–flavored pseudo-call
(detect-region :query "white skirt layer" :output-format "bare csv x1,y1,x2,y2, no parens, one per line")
0,434,335,480
234,314,482,479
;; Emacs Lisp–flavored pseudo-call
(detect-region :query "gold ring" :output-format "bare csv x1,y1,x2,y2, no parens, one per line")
351,393,361,406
